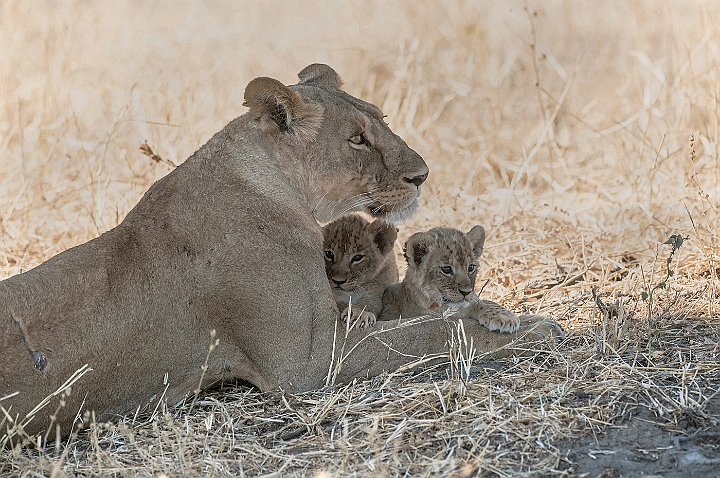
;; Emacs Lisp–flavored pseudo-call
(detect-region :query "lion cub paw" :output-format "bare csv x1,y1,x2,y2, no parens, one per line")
474,300,521,333
341,306,377,329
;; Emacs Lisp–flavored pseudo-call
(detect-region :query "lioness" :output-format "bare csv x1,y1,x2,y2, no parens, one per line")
323,214,398,329
380,226,521,333
0,64,560,440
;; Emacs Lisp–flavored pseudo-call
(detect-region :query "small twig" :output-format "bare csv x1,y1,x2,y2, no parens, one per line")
140,140,177,168
640,234,688,353
188,329,219,414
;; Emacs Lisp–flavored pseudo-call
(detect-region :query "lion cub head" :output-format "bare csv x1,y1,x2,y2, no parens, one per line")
323,214,397,296
243,64,429,224
403,226,486,309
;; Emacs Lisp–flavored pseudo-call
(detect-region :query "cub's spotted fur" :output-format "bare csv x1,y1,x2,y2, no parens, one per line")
380,225,521,333
323,214,399,328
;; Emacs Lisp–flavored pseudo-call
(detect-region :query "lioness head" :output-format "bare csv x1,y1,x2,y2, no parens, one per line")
403,226,486,308
243,64,428,223
323,214,397,295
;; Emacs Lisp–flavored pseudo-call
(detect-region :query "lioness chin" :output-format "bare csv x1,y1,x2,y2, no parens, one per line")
1,64,561,441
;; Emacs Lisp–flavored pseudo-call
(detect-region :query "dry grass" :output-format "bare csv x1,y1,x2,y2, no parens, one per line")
2,0,720,476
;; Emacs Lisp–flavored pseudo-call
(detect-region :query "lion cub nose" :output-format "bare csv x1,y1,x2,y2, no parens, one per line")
458,287,473,297
332,278,347,285
404,172,428,187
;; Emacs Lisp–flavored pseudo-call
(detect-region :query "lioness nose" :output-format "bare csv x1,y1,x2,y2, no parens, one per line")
332,278,347,285
404,172,428,187
459,288,473,297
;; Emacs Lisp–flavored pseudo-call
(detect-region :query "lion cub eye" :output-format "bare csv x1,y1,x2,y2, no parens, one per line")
324,251,335,261
468,264,477,274
349,133,369,148
350,254,364,264
440,266,453,276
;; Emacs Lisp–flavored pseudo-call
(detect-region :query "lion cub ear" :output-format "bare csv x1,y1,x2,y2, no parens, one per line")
404,232,433,266
368,221,398,256
466,225,486,258
297,63,343,89
243,77,324,142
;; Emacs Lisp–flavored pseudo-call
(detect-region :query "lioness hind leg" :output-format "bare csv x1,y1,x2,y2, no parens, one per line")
341,305,377,329
467,299,521,333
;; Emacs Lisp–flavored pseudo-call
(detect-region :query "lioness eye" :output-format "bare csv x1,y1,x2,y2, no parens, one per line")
468,264,476,273
324,251,334,261
350,254,364,263
440,266,453,275
349,133,369,146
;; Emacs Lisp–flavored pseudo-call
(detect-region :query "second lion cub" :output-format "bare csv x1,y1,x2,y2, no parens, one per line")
379,225,521,333
323,214,399,329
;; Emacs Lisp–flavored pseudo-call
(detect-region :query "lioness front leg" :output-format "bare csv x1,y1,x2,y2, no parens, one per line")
459,299,521,333
341,304,377,329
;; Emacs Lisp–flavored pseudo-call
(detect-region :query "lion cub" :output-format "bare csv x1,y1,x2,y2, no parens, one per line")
379,225,521,333
323,214,399,329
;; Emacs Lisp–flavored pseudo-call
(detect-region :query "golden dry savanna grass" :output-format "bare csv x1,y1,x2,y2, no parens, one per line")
1,0,720,476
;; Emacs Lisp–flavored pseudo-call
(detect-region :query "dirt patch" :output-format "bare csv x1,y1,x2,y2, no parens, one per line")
556,396,720,477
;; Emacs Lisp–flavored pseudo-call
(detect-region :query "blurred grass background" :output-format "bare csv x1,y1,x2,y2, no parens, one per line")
1,0,719,319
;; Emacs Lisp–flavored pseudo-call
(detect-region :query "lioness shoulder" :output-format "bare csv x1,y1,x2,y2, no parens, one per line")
323,214,399,328
379,225,521,333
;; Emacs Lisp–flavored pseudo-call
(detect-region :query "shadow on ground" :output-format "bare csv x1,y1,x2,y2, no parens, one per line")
555,395,720,477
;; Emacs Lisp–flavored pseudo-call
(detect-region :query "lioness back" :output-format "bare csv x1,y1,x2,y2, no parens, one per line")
323,214,398,328
379,225,521,333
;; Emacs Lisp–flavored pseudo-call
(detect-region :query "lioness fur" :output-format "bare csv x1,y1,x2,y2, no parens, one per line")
380,226,521,333
0,64,561,440
323,214,398,329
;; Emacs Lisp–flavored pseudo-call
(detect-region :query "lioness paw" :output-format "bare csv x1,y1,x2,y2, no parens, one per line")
474,300,521,333
518,314,565,342
341,306,377,329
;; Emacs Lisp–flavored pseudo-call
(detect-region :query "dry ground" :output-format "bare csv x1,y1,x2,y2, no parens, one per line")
1,0,720,476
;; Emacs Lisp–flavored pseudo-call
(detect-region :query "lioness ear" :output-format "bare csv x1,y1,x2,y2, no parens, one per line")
243,76,323,142
466,225,486,258
297,63,344,89
404,232,432,266
369,221,398,256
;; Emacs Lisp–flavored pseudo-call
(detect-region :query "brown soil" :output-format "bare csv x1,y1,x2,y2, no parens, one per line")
556,393,720,477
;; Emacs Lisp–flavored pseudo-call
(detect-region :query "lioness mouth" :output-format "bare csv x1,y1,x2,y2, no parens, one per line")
370,204,388,215
440,297,470,309
367,195,420,221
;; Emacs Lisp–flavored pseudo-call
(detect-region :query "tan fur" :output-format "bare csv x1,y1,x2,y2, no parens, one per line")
0,64,561,441
323,214,398,329
380,226,521,333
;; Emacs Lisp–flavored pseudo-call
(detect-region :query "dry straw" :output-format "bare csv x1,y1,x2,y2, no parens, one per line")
2,0,720,476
